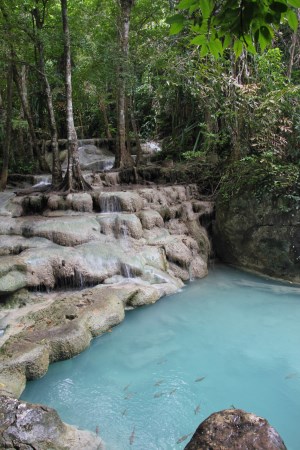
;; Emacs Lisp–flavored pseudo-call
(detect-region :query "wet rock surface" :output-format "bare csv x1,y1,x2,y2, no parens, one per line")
0,182,212,449
0,395,103,450
185,409,287,450
0,184,211,295
0,183,211,397
214,192,300,283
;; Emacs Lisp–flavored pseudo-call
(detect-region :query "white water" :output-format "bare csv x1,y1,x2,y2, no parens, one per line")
21,265,300,449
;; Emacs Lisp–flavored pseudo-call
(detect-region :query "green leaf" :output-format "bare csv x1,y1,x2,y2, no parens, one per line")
271,2,288,13
189,3,200,13
177,0,198,10
199,0,213,18
222,34,232,50
191,34,207,45
258,27,271,51
233,39,243,57
270,1,288,12
286,9,298,30
209,38,223,58
200,44,209,57
244,34,256,54
165,14,185,25
169,22,185,34
287,0,300,7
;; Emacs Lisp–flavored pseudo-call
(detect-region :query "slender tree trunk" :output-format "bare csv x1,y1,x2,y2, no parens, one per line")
125,95,132,155
114,0,134,169
287,10,300,81
60,0,91,191
99,97,112,139
35,37,62,184
0,61,13,191
31,5,62,184
13,65,37,162
129,95,142,165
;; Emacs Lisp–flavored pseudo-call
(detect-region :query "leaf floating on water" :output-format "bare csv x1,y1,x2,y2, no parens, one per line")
176,432,192,444
194,376,206,382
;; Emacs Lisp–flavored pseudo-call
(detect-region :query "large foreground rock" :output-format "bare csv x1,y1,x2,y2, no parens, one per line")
185,409,287,450
214,192,300,283
0,395,103,450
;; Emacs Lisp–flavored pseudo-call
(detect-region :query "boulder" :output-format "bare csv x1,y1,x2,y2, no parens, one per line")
184,409,287,450
96,213,143,239
0,395,103,450
0,285,127,395
139,209,164,229
23,216,101,246
99,191,144,212
66,193,93,212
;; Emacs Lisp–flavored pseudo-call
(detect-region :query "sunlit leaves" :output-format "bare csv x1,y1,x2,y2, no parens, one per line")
233,39,243,58
286,9,298,30
165,14,185,34
166,0,300,57
287,0,300,7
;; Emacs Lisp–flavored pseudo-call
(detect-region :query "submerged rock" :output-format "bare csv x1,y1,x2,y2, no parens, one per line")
184,409,287,450
0,395,103,450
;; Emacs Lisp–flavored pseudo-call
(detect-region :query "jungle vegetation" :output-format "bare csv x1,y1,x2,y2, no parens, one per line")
0,0,300,194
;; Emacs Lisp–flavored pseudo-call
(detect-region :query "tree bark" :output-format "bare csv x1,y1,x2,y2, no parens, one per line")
99,97,112,139
287,10,300,81
114,0,135,169
129,95,142,165
32,5,62,185
0,61,13,191
13,65,37,162
60,0,91,191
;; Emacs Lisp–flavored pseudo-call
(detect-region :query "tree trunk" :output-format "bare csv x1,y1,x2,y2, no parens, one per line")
31,4,62,185
60,0,91,191
13,65,37,163
37,43,62,182
129,96,142,165
287,10,300,81
0,61,13,191
114,0,135,169
99,97,112,139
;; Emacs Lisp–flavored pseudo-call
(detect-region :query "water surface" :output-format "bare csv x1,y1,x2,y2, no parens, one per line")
22,265,300,449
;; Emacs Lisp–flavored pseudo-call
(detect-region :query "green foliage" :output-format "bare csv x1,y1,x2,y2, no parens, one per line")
182,150,205,160
9,159,37,174
166,0,300,57
257,48,286,89
218,153,300,204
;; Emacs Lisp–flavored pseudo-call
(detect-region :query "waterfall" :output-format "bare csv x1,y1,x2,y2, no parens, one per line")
99,193,121,213
32,175,52,187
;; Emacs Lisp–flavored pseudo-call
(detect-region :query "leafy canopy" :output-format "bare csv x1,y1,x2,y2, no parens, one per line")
166,0,300,57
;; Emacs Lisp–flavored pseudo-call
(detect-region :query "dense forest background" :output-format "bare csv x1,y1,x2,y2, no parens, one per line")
0,0,300,197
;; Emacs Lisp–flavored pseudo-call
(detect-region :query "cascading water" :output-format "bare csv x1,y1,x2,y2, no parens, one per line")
32,175,52,187
99,194,121,213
